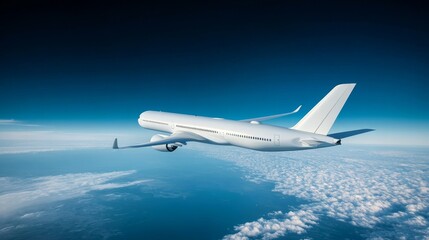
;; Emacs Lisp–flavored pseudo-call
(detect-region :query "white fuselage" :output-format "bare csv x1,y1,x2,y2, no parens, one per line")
138,111,340,151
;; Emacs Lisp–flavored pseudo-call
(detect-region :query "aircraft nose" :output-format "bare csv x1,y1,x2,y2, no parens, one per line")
138,117,144,127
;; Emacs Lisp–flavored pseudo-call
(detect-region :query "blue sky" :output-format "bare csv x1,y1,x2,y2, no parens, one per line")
0,1,428,146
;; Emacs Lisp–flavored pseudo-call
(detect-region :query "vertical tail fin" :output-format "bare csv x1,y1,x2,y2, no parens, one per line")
292,83,356,135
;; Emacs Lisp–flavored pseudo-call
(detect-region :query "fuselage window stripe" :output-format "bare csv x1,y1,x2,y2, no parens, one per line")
145,119,272,142
142,119,168,125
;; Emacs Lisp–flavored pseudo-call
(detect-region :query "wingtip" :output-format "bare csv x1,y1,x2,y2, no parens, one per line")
336,83,357,88
113,138,119,149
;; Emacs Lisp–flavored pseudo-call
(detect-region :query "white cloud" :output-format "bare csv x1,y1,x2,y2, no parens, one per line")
195,145,429,239
223,210,318,240
405,216,427,226
0,170,149,216
19,211,44,219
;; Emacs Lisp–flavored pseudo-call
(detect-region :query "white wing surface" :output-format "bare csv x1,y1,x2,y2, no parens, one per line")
113,132,206,149
240,105,301,123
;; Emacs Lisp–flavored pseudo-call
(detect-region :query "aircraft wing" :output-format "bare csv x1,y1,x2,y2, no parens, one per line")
113,131,206,149
240,105,301,123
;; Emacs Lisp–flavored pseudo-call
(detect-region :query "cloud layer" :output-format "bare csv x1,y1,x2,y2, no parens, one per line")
0,170,149,216
197,145,429,239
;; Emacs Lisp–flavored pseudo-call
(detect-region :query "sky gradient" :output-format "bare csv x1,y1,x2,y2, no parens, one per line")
0,1,428,146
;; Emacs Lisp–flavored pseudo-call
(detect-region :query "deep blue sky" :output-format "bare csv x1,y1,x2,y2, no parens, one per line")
0,1,428,144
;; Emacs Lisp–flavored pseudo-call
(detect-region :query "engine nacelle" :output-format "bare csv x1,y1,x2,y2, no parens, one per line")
150,134,178,152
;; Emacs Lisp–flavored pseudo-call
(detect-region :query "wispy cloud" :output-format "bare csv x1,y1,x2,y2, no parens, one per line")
0,119,39,127
0,170,150,216
0,130,117,154
0,120,17,124
0,120,143,154
196,145,429,239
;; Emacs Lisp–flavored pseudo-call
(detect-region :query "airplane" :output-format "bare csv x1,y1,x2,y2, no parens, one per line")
113,83,373,152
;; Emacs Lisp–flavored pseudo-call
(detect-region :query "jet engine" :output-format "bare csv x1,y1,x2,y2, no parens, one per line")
150,134,178,152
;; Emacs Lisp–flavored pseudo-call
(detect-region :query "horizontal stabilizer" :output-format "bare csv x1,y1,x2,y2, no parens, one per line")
328,129,374,139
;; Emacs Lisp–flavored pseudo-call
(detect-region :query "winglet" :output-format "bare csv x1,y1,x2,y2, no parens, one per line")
293,105,302,113
113,138,119,149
